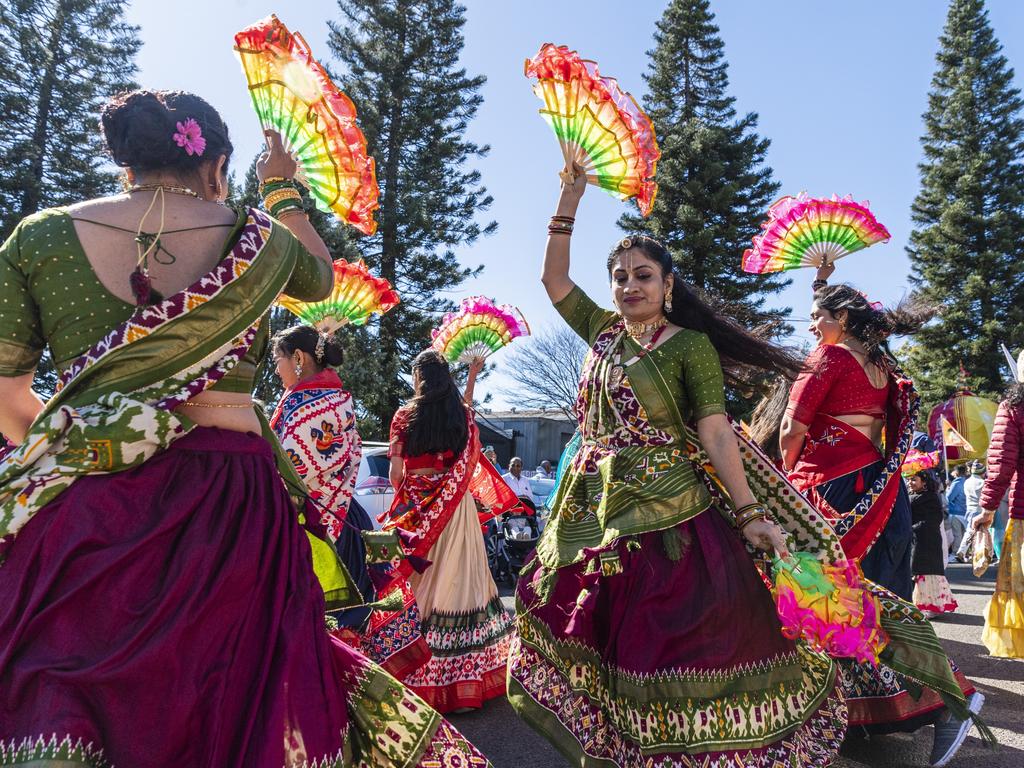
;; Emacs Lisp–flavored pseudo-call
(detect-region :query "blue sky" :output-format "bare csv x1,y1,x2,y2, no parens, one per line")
126,0,1024,406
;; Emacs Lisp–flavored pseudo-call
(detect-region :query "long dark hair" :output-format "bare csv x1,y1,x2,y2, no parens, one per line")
272,325,344,371
402,350,469,457
748,377,794,462
608,235,804,387
909,470,938,494
812,284,933,369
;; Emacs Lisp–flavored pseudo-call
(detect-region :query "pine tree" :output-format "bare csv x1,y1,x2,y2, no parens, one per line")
620,0,789,331
903,0,1024,405
0,0,140,240
328,0,495,437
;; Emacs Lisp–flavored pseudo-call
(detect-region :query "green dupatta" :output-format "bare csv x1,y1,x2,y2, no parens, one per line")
0,208,356,608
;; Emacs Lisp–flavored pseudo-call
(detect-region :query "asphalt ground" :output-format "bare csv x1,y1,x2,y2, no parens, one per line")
447,562,1023,768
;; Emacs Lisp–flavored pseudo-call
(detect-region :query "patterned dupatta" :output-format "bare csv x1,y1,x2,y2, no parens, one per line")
0,209,298,546
382,410,522,583
790,366,920,560
270,368,361,543
686,419,986,730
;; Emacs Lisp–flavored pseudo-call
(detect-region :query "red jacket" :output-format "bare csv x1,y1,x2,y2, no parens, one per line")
980,400,1024,519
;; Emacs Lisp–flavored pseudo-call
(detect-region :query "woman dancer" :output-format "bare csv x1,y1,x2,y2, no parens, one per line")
269,324,429,677
976,350,1024,657
0,90,485,766
780,264,982,762
906,467,959,617
385,352,517,712
508,168,848,767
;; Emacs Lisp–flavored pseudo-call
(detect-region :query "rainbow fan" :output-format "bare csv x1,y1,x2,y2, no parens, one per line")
234,15,378,235
525,43,659,216
773,552,888,665
901,449,940,477
431,297,530,363
278,259,399,333
741,193,891,274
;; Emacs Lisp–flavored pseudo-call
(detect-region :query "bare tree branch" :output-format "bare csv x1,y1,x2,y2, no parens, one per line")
499,325,588,421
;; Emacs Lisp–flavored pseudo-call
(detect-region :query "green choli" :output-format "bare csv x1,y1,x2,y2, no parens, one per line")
535,285,728,569
0,207,332,391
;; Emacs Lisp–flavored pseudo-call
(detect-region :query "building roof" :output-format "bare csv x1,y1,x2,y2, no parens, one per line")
480,409,575,423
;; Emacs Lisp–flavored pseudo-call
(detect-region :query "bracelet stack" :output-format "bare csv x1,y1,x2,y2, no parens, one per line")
548,215,575,236
734,502,771,530
260,177,304,218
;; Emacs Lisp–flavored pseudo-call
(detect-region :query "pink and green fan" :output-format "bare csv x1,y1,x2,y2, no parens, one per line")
741,193,891,274
773,551,888,666
278,259,399,333
234,15,379,235
431,297,530,363
525,43,660,216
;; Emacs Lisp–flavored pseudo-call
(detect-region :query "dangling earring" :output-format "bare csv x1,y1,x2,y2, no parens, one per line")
295,358,303,378
663,294,673,313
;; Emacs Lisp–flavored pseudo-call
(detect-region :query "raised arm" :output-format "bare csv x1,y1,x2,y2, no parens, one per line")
541,163,587,304
463,357,485,406
257,130,332,269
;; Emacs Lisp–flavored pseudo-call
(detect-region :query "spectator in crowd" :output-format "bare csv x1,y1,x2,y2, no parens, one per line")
502,457,536,504
534,459,555,479
482,445,505,474
955,460,986,562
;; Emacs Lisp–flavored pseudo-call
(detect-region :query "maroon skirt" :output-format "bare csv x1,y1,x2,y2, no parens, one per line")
0,427,485,767
509,506,847,767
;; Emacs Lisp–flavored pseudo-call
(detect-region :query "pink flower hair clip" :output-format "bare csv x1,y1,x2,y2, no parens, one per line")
858,291,884,312
172,118,206,157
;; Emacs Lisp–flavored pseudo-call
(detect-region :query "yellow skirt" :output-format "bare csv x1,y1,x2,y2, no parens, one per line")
982,518,1024,658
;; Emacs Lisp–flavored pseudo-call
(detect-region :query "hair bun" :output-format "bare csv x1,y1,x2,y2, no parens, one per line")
99,89,233,173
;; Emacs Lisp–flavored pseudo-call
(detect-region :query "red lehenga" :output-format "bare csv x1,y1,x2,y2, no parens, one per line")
381,408,520,713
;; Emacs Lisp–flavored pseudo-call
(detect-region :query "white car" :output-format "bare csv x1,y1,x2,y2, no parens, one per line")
353,442,392,530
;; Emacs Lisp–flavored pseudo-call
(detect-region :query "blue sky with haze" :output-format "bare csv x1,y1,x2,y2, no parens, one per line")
127,0,1024,406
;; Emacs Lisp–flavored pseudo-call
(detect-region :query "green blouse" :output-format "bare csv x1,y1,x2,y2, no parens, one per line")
0,207,332,392
534,285,728,569
555,285,726,427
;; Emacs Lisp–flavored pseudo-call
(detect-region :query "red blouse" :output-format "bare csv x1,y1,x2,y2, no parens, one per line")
786,345,890,426
389,407,457,471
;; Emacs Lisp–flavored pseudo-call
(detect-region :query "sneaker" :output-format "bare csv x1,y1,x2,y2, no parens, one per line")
930,691,985,767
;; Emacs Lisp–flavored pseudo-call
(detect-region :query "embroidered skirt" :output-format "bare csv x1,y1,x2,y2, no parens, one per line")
402,490,514,713
0,427,486,767
508,505,847,768
332,499,431,681
814,463,974,732
983,519,1024,658
913,575,959,615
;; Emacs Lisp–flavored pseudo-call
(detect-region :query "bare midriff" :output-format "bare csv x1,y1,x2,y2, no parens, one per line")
833,413,885,448
173,392,262,434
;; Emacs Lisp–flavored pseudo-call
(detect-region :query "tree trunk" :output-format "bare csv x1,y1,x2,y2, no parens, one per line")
19,0,68,220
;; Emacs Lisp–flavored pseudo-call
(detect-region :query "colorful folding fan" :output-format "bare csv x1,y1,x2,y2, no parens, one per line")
741,193,891,274
901,449,940,477
525,43,660,216
431,297,530,363
278,259,399,333
234,15,379,235
773,551,888,665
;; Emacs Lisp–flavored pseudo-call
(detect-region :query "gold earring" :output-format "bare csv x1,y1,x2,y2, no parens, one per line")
664,294,673,313
295,359,303,377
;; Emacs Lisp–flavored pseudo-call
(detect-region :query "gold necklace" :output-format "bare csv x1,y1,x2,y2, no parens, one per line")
129,183,200,199
623,316,668,340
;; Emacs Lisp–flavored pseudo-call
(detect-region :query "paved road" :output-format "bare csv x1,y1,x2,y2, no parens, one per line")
448,562,1023,768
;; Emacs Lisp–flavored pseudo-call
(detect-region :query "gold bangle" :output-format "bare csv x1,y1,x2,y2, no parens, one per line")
263,187,302,210
179,401,254,409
